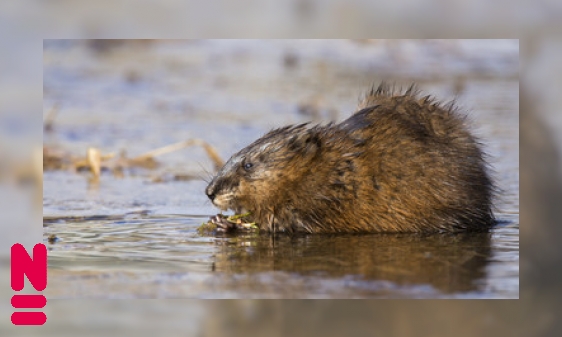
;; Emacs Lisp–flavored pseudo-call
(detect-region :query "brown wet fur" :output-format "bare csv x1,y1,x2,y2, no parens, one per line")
205,83,495,233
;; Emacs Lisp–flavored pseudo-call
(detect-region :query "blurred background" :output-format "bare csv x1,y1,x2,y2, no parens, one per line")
0,1,560,337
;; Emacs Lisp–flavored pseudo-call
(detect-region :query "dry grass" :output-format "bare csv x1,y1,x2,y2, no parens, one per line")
43,139,223,181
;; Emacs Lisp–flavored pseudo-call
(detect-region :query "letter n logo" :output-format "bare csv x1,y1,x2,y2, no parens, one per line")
11,243,47,325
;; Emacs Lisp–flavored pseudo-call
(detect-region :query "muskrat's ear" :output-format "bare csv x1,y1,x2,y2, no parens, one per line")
288,130,322,156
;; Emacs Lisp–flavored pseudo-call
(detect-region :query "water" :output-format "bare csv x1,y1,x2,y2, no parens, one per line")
43,40,519,298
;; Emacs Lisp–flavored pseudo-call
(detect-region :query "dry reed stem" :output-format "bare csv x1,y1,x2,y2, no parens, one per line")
133,139,224,171
86,147,102,178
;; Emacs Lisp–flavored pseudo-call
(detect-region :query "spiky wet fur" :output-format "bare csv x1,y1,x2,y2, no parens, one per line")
205,83,495,233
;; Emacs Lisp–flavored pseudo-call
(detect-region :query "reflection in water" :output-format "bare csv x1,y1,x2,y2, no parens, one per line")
45,214,506,298
212,232,491,294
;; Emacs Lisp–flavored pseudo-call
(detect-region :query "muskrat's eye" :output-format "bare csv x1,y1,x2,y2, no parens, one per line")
243,162,254,171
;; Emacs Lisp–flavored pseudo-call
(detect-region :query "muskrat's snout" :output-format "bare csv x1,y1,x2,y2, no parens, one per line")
205,175,237,211
205,187,215,202
205,179,218,202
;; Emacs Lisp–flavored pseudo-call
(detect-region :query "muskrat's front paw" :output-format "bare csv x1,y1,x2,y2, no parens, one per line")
197,213,258,235
210,214,237,232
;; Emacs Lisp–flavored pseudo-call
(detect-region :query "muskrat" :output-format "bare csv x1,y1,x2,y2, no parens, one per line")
205,83,494,233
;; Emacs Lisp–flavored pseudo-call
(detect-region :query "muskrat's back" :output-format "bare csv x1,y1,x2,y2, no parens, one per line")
205,84,494,233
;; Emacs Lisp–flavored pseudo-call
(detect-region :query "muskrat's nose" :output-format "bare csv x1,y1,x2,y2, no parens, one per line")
205,185,216,201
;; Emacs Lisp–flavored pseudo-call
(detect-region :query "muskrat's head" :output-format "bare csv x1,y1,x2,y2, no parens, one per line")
205,123,322,214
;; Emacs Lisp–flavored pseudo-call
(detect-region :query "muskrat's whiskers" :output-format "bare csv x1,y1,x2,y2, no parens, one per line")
194,163,210,183
196,162,214,183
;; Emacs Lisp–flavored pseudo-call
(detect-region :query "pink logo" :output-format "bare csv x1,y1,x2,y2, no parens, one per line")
11,243,47,325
